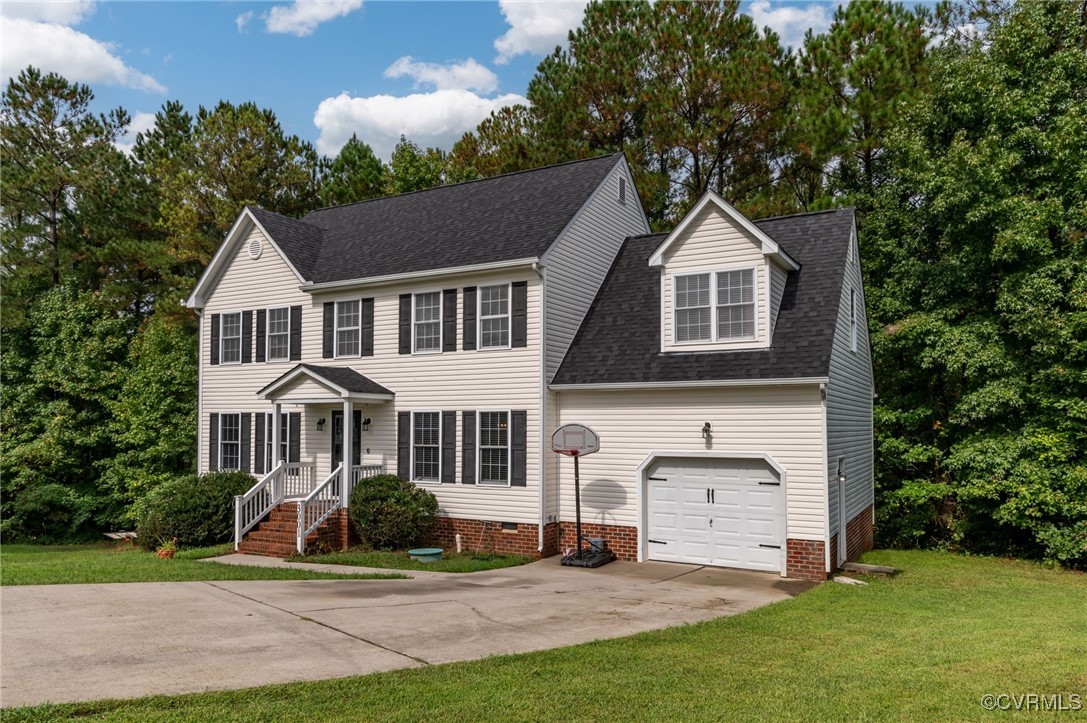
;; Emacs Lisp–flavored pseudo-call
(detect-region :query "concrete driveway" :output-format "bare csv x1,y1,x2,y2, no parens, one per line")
1,557,813,708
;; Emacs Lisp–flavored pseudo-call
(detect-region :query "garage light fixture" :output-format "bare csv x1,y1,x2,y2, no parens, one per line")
702,422,712,439
316,417,326,432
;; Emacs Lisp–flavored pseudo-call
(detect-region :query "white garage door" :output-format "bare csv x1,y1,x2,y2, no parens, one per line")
646,457,784,572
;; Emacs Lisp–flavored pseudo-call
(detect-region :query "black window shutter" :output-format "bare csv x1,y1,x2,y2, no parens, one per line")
399,294,412,355
462,287,477,351
397,411,411,478
289,306,302,361
511,410,527,486
441,411,456,483
512,281,528,348
255,310,266,363
289,413,301,463
254,414,266,474
462,411,476,484
442,289,457,352
210,314,220,365
361,298,374,356
209,413,219,471
322,302,335,359
242,311,253,363
240,413,251,473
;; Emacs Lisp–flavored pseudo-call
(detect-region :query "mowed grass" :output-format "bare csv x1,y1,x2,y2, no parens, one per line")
7,550,1085,721
291,547,532,573
0,543,406,585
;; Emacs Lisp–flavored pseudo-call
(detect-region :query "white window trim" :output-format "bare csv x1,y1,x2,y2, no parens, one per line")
219,412,242,471
477,409,512,488
265,306,291,363
477,282,512,351
412,290,443,355
670,265,759,346
334,298,361,359
410,410,442,485
850,287,857,353
219,310,243,365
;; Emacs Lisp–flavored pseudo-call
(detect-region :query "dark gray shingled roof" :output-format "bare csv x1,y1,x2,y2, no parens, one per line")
297,364,394,396
552,207,856,385
247,154,623,284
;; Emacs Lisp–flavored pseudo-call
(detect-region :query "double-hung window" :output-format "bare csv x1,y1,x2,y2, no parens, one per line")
478,411,509,486
716,269,755,340
479,284,510,349
336,300,360,357
414,292,441,353
221,312,242,364
674,274,712,342
412,412,440,482
220,414,241,470
267,307,290,361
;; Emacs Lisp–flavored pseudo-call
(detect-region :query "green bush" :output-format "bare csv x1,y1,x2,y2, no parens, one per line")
136,471,254,550
348,474,438,549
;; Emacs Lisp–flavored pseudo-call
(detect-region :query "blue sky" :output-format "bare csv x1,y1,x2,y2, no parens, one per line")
1,1,845,160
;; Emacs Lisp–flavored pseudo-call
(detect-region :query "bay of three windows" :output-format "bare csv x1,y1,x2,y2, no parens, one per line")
674,268,756,343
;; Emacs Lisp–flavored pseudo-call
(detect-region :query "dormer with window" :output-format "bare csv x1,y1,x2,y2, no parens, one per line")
649,192,800,352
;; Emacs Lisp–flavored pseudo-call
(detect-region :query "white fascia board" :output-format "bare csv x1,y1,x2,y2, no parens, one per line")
258,365,351,399
185,207,308,309
272,394,394,404
550,377,828,392
648,191,801,271
300,258,540,294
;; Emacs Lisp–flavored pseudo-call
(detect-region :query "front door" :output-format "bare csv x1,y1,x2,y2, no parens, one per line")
331,410,363,474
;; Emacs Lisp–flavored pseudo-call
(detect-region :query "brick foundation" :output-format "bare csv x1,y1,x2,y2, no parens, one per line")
786,539,828,581
556,521,639,561
845,504,875,562
428,517,548,558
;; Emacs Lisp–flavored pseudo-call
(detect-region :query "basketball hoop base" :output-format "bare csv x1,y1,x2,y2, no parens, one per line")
560,549,616,568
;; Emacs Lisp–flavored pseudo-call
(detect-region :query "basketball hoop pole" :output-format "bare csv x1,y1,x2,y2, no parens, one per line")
573,451,583,560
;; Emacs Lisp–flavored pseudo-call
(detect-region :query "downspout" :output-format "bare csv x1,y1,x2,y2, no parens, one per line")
534,262,547,554
196,308,204,475
821,381,831,575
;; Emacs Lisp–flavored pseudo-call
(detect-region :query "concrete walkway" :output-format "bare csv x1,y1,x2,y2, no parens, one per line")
0,557,813,708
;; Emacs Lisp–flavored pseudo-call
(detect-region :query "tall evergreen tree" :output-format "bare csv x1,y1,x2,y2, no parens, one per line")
320,133,386,206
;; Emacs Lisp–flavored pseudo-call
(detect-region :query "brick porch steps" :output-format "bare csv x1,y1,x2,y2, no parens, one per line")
237,502,347,558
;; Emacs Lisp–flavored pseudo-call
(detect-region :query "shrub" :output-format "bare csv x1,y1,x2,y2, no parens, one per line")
136,471,254,550
348,474,438,549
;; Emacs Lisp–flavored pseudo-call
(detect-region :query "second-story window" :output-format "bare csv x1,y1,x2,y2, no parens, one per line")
479,284,510,349
674,274,711,343
716,269,755,340
414,291,441,353
336,300,360,357
221,312,242,364
267,307,290,361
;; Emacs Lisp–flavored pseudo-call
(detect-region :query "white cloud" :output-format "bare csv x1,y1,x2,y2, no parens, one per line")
0,0,96,25
235,10,254,33
747,0,837,50
265,0,363,37
1,17,165,92
313,89,527,159
384,56,498,93
494,0,588,65
114,111,158,155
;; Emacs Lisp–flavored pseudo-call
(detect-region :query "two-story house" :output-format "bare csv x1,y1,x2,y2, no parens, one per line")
184,153,873,582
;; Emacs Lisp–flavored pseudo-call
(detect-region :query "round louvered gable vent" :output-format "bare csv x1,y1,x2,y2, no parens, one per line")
248,238,263,259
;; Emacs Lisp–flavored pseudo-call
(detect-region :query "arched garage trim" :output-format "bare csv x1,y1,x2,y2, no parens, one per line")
635,451,789,577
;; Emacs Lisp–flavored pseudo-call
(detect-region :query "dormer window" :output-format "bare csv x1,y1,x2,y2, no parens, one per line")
673,268,757,345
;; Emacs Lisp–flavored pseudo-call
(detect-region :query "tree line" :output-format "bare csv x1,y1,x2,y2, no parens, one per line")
2,0,1083,567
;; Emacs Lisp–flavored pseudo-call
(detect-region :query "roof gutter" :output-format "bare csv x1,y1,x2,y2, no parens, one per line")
549,377,829,392
299,258,541,294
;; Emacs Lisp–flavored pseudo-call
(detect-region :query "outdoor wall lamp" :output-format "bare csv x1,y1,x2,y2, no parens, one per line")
361,417,371,432
316,417,326,432
702,422,712,439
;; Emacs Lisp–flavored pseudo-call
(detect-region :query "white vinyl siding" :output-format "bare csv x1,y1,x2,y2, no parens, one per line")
412,411,440,483
336,300,360,357
220,413,241,470
674,273,712,342
478,411,510,486
479,284,510,349
556,385,827,539
413,292,441,353
221,312,241,364
267,307,290,361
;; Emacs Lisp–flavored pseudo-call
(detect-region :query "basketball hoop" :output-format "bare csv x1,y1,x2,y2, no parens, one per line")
551,424,614,568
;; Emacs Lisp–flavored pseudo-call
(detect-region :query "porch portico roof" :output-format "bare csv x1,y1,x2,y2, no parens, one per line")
257,363,394,403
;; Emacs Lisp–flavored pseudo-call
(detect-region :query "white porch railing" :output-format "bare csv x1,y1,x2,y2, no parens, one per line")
351,464,384,486
234,461,285,550
297,464,343,554
282,462,317,497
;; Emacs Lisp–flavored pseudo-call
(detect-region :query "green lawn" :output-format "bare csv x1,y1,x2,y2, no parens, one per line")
0,543,406,585
6,550,1085,721
291,547,532,573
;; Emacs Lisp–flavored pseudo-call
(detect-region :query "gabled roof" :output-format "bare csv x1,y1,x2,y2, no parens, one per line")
552,208,857,387
258,364,394,401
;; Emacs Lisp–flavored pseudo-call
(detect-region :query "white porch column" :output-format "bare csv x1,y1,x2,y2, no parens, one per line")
343,399,354,508
272,403,282,465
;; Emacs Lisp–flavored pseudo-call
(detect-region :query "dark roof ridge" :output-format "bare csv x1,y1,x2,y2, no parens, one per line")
753,206,854,223
305,152,624,219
